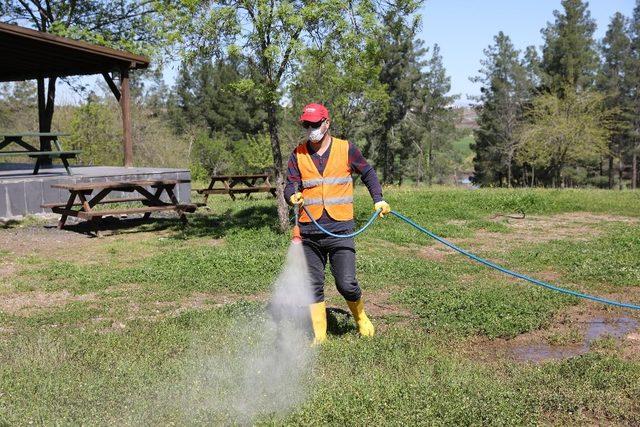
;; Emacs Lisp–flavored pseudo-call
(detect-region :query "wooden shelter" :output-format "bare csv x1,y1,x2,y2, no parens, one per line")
0,22,150,166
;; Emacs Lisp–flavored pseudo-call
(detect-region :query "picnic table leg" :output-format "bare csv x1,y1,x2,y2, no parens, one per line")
33,157,41,175
77,191,101,237
225,179,236,201
203,178,217,205
60,156,73,175
143,186,164,220
265,176,277,198
58,191,78,229
244,178,257,200
165,185,188,224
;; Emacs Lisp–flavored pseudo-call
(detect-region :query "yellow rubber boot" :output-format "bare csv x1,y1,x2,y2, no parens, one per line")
347,299,375,337
309,301,327,345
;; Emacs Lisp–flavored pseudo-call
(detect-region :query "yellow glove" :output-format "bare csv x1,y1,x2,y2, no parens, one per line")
290,192,304,206
374,200,391,218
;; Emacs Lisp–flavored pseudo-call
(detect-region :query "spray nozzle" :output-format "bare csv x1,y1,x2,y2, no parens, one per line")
292,224,302,244
291,182,302,244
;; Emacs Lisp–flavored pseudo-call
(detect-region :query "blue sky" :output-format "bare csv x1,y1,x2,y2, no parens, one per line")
56,0,637,105
419,0,638,104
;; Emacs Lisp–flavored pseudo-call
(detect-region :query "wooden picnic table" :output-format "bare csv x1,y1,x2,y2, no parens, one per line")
43,179,197,235
0,132,81,175
193,173,276,203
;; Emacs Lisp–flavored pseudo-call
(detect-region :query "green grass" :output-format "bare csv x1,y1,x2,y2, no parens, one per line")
453,134,474,157
1,187,640,424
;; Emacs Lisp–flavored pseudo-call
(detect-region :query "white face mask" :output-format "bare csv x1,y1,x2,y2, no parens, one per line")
307,123,327,142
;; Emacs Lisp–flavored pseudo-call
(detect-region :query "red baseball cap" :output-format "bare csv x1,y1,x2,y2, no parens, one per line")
299,103,329,122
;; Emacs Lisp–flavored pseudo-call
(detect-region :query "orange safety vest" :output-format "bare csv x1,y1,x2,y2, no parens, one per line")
295,137,354,223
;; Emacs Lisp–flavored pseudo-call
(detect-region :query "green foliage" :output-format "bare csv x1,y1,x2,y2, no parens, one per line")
517,89,611,186
190,131,233,176
236,133,273,170
410,44,461,185
472,32,532,187
170,58,266,138
0,82,38,133
2,1,164,55
68,101,122,166
541,0,599,93
471,1,640,189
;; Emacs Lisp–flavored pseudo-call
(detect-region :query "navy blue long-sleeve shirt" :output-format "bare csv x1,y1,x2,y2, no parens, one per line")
284,137,383,234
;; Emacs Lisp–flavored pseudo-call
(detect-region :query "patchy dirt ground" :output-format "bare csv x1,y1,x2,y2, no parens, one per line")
0,290,98,316
1,211,638,351
410,212,640,261
0,217,226,281
0,223,89,257
463,299,640,364
462,212,639,252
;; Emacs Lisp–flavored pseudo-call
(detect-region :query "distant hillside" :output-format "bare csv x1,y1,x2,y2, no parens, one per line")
454,107,478,129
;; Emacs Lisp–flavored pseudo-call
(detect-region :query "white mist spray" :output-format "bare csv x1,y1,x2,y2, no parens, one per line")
178,241,316,424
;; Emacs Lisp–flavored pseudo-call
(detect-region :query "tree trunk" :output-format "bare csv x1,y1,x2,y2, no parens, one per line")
120,69,133,167
427,139,433,186
599,157,604,177
37,77,57,165
506,152,513,188
531,165,535,188
633,149,637,190
414,142,424,183
608,155,614,189
618,151,624,191
266,102,289,232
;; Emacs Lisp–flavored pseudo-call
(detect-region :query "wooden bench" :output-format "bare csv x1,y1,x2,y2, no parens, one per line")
0,132,81,175
44,179,196,236
193,174,276,203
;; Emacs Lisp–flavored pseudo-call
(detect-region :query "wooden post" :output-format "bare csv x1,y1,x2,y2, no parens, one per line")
120,68,133,167
36,78,51,165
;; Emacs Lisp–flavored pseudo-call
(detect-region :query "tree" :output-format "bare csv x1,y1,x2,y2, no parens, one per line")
171,57,266,139
289,29,388,152
374,0,425,183
412,44,458,185
0,81,38,130
628,0,640,189
68,99,122,166
163,0,381,231
517,89,611,187
471,32,532,187
598,12,632,189
540,0,598,94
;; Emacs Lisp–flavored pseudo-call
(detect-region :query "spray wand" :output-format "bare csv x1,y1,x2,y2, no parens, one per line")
291,183,302,244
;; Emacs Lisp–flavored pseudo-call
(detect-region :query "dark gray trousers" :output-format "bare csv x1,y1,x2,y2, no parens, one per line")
302,233,362,303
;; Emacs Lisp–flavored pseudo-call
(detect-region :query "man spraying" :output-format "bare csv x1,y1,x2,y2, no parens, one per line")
285,103,391,345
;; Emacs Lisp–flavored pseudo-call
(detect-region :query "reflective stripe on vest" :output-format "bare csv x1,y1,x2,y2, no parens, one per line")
302,176,353,188
295,138,354,223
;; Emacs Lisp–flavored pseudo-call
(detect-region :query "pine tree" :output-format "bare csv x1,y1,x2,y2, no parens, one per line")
628,0,640,189
472,32,532,187
541,0,598,93
412,44,458,185
375,0,426,184
172,58,266,140
598,12,632,189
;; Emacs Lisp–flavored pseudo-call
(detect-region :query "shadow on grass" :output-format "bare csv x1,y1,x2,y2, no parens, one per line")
327,307,357,336
59,204,281,239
